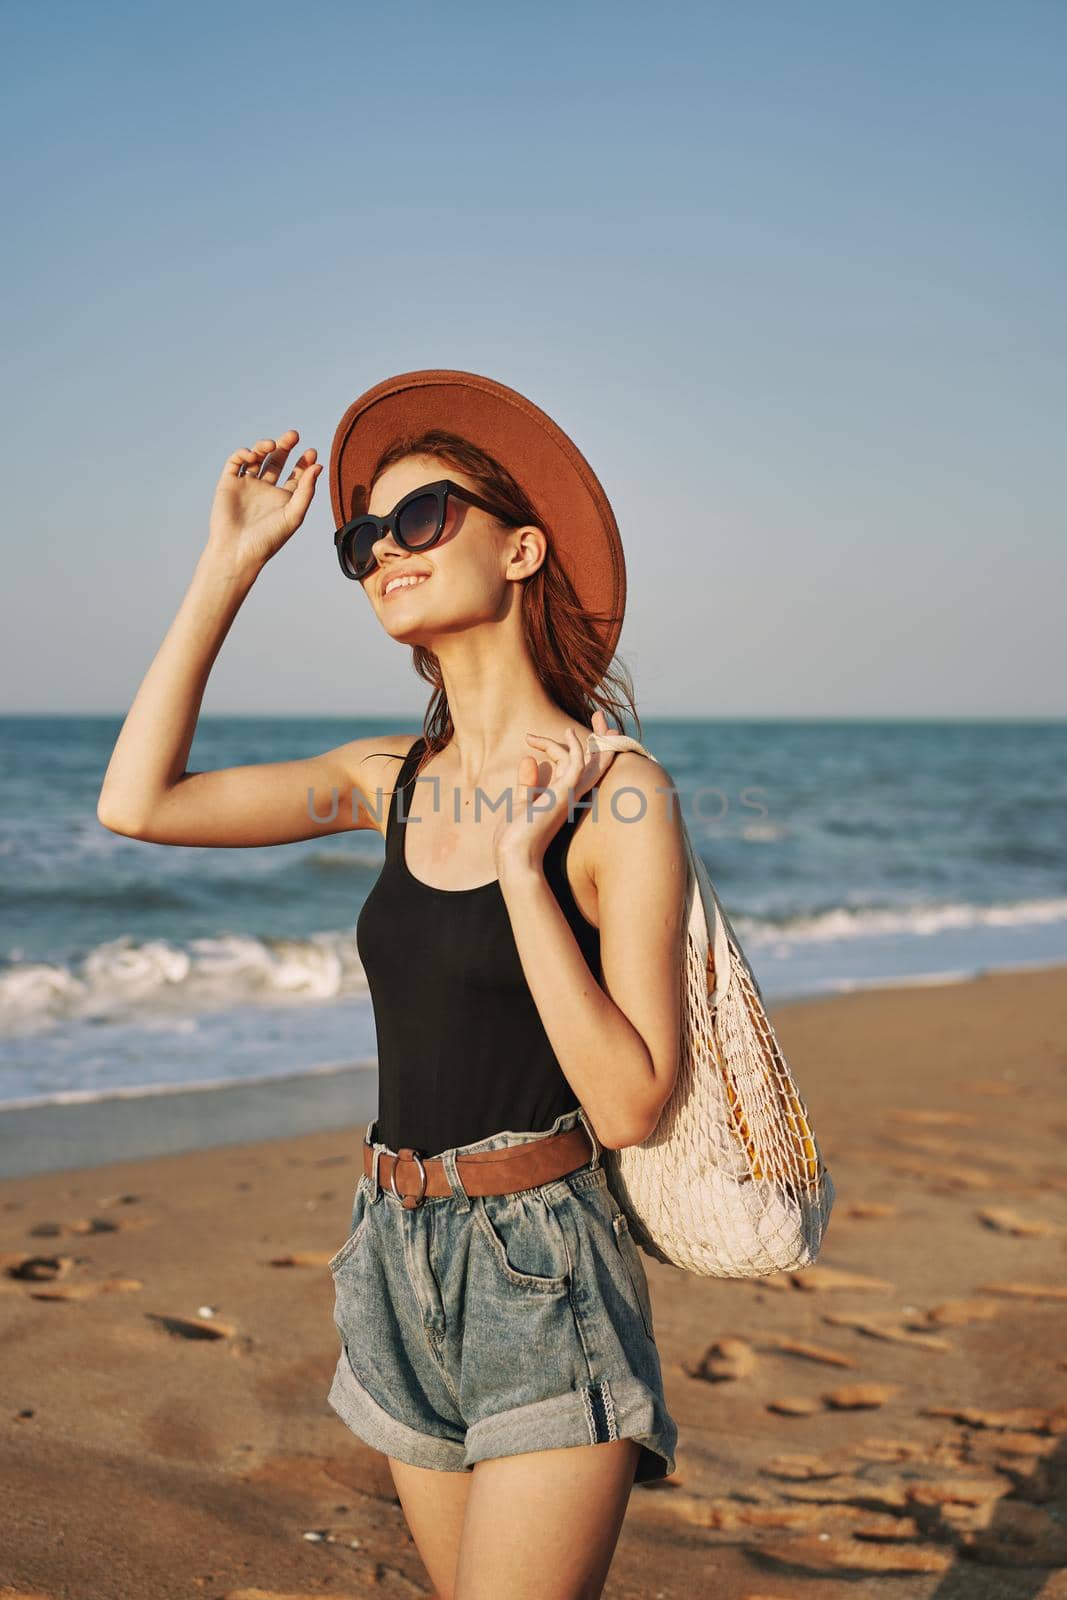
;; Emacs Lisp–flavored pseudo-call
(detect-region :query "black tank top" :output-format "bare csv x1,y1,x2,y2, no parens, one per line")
357,735,602,1156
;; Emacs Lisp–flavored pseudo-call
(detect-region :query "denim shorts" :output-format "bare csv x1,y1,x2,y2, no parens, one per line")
326,1104,678,1483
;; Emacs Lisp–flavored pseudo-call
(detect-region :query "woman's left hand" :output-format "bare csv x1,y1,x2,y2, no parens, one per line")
492,708,621,877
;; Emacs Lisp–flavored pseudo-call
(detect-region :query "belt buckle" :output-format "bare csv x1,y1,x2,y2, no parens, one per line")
390,1148,428,1209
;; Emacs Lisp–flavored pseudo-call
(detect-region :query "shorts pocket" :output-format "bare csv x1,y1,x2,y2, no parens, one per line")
611,1211,656,1340
472,1191,571,1294
328,1179,371,1276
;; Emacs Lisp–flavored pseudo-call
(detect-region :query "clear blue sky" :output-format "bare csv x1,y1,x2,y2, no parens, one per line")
3,0,1064,717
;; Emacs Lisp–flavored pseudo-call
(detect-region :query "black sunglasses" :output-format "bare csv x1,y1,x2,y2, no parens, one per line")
333,478,517,582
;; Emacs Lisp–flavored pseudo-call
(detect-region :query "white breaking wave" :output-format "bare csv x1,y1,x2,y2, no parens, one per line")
4,896,1067,1038
0,929,369,1036
742,896,1067,945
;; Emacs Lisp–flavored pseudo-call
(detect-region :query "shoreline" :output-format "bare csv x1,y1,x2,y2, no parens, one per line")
2,955,1065,1182
0,1060,381,1182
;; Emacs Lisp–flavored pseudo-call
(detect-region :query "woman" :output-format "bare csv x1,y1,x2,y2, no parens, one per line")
97,370,687,1600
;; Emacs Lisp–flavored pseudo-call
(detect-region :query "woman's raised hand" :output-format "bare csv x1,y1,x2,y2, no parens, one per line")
206,428,324,580
492,708,620,876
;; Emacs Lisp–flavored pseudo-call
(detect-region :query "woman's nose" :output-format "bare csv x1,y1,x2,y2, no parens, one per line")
371,529,401,563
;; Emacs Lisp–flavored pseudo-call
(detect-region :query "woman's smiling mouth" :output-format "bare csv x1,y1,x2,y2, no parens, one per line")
382,572,431,600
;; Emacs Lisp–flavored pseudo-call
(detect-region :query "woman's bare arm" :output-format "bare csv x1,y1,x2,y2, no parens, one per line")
496,750,686,1149
96,427,391,847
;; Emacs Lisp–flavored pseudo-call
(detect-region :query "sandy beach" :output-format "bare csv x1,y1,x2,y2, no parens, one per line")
2,962,1066,1600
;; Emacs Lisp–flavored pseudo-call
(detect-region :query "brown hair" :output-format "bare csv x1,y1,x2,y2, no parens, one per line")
367,428,640,780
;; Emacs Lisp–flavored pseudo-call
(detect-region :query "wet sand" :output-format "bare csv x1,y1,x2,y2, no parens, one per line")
1,962,1065,1599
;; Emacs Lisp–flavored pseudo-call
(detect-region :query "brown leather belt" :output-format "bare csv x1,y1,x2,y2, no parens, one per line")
362,1123,596,1209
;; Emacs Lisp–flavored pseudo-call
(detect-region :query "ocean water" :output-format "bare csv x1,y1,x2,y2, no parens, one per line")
2,714,1065,1114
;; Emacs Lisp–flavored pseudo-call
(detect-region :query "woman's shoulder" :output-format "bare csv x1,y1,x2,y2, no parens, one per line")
343,732,426,833
572,743,684,893
593,746,679,818
344,729,423,779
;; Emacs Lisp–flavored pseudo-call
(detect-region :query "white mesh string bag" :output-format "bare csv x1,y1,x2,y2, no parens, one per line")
586,732,836,1278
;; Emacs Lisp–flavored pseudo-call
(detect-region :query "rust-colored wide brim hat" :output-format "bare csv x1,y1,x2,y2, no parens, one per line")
329,369,626,677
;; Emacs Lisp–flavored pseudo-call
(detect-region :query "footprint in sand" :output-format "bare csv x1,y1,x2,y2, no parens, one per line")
775,1474,910,1509
822,1382,902,1410
759,1452,852,1480
764,1336,856,1369
268,1250,336,1268
839,1201,896,1220
820,1311,953,1351
766,1396,822,1416
977,1279,1067,1301
852,1512,921,1540
745,1531,953,1575
3,1251,142,1301
684,1336,757,1382
850,1438,949,1465
923,1402,1067,1435
145,1313,237,1340
29,1279,142,1301
668,1498,831,1532
781,1473,1020,1551
28,1217,121,1238
745,1265,895,1294
3,1253,73,1282
923,1296,1002,1326
784,1265,896,1293
977,1205,1067,1237
767,1383,900,1418
69,1217,119,1234
72,1214,155,1235
24,1196,154,1240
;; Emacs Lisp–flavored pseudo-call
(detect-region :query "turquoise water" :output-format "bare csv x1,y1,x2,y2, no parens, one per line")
2,714,1065,1111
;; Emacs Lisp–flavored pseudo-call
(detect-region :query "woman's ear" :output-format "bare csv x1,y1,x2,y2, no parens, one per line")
505,524,548,580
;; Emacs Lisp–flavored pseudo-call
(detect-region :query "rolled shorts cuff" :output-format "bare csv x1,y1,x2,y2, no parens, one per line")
463,1372,676,1482
327,1347,470,1473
